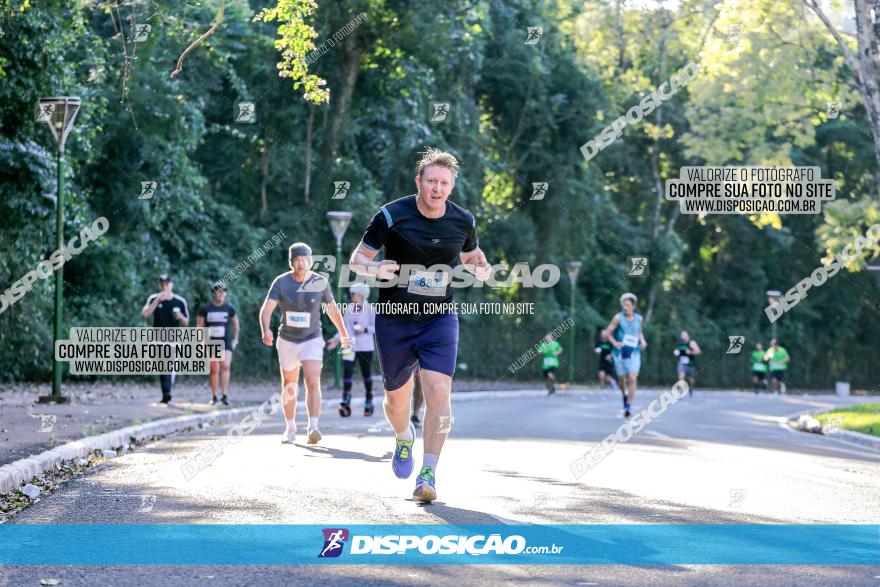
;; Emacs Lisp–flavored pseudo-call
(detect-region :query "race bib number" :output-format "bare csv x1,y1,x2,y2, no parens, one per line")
208,326,226,339
407,270,447,297
622,334,640,348
679,356,690,365
286,311,311,328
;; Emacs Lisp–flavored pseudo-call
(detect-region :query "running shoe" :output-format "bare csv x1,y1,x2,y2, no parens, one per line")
220,395,229,406
410,414,421,429
308,429,322,445
281,425,297,444
211,396,219,406
339,403,352,417
392,423,416,479
364,402,374,417
413,466,437,503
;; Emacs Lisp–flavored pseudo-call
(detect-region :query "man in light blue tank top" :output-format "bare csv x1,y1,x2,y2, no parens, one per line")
602,292,647,418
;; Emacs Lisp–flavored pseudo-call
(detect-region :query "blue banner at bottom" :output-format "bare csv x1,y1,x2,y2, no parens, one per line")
0,524,876,565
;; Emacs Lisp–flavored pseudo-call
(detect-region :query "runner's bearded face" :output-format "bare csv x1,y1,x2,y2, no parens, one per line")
416,164,455,214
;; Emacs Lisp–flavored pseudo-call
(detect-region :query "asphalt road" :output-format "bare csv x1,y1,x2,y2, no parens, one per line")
2,389,878,586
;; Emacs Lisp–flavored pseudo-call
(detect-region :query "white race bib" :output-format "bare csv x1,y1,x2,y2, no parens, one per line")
622,334,640,348
679,356,690,365
286,311,311,328
407,270,447,297
208,325,226,339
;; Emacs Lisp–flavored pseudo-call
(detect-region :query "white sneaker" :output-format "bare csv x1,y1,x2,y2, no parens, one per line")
281,424,297,444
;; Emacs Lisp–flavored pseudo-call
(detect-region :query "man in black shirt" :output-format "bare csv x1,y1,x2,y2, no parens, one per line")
197,283,239,406
142,274,189,403
350,148,490,503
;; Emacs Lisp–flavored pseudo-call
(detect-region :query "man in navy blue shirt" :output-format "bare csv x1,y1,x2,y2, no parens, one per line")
349,148,490,503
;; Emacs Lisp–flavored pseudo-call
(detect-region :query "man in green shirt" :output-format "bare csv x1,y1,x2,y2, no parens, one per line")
764,339,790,394
750,342,768,394
537,334,563,396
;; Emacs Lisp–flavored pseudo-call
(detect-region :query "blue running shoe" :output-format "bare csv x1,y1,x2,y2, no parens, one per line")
413,466,437,503
392,423,416,479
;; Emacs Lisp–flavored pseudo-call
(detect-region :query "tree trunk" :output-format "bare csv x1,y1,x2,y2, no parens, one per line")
320,33,363,165
259,140,269,214
304,103,314,204
805,0,880,194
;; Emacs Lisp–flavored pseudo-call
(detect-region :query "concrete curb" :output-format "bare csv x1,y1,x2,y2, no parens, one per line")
0,406,256,494
786,410,880,452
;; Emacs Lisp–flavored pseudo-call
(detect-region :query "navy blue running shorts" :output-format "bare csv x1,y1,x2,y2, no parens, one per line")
374,312,459,390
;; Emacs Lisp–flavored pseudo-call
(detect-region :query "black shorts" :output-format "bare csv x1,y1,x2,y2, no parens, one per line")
543,366,557,377
752,370,767,381
598,360,615,376
772,370,786,382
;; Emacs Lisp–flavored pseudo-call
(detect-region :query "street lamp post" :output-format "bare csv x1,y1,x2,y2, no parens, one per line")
566,261,582,385
766,290,781,341
326,211,353,389
37,97,81,405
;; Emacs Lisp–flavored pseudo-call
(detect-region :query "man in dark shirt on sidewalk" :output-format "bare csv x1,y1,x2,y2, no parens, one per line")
141,274,189,404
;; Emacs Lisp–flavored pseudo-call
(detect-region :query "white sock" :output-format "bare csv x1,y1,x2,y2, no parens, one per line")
422,453,439,473
285,419,296,433
308,416,319,431
396,423,414,442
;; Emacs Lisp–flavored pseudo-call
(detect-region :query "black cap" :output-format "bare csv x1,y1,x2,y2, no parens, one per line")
159,274,172,282
211,281,227,292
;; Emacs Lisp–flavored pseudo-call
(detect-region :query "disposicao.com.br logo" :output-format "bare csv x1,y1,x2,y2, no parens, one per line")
319,528,563,558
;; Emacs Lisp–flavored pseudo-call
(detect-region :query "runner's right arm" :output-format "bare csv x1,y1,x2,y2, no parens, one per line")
602,315,622,349
141,293,162,319
349,244,399,279
259,298,277,346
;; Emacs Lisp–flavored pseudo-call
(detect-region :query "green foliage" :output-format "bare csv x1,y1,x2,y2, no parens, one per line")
0,0,878,390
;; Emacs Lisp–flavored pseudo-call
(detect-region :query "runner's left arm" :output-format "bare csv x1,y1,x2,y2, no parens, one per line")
230,314,239,350
322,285,352,349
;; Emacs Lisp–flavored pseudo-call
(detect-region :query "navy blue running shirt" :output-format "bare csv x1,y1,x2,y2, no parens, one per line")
360,194,478,322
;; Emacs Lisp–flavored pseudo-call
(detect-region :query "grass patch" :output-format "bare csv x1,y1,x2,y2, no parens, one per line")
815,403,880,437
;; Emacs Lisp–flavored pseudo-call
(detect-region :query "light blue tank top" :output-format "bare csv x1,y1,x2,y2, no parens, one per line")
614,312,642,352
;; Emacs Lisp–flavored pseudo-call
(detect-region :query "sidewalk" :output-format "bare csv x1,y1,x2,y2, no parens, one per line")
0,377,546,467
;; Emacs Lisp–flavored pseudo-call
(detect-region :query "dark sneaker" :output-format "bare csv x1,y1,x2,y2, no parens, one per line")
211,396,219,406
364,402,374,417
220,395,229,406
339,403,352,417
